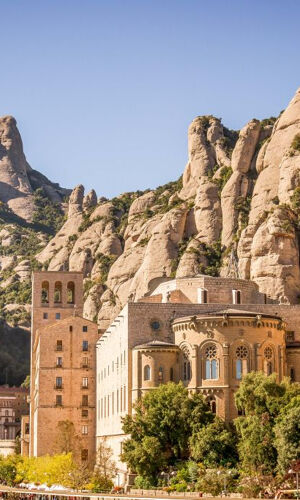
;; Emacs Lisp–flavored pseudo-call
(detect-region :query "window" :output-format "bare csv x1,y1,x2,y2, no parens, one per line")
56,340,62,351
170,367,174,381
41,281,49,304
182,348,191,381
205,344,218,380
54,281,62,303
25,423,30,434
264,346,274,375
55,313,61,320
55,377,62,389
56,357,62,367
81,449,88,461
67,281,75,304
82,377,88,388
144,365,151,381
206,396,216,414
82,409,88,418
82,340,88,352
82,395,88,406
82,425,88,435
43,312,48,319
232,289,241,305
83,326,88,332
235,345,249,380
82,357,89,368
198,288,208,304
69,325,73,332
56,395,62,406
290,368,295,382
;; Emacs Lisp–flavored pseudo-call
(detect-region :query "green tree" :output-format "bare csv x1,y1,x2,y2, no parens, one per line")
190,418,238,467
121,382,213,482
274,396,300,474
234,372,300,474
0,454,22,485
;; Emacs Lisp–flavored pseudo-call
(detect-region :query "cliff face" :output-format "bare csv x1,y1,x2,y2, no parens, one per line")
1,88,300,344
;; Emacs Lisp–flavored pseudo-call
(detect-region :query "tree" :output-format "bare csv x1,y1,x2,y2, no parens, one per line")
274,396,300,474
90,438,116,491
54,420,81,459
234,373,300,474
0,454,22,485
121,382,214,482
190,418,238,467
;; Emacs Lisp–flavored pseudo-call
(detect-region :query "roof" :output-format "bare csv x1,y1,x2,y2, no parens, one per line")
37,314,98,333
133,340,178,350
0,386,28,394
173,308,282,322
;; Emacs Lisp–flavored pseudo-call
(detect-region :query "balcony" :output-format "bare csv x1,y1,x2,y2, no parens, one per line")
54,385,63,390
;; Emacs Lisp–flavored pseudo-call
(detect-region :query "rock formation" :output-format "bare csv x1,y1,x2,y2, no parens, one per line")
1,87,300,336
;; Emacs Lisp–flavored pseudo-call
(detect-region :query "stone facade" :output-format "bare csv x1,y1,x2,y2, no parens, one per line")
96,275,300,486
30,271,98,464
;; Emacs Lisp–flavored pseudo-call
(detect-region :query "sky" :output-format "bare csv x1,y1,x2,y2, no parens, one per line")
1,0,300,199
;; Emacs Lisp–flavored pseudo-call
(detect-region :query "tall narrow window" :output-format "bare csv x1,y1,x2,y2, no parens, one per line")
183,349,192,381
232,289,241,304
82,377,88,388
55,377,62,389
144,365,151,381
56,357,62,367
264,346,274,375
198,288,208,304
67,281,75,304
56,340,62,351
54,282,62,303
158,367,163,382
82,340,88,352
170,367,174,382
206,396,216,414
235,345,249,380
82,395,88,406
205,344,218,380
41,281,49,304
56,395,62,406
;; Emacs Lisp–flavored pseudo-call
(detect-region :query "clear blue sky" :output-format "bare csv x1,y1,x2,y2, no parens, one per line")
1,0,300,198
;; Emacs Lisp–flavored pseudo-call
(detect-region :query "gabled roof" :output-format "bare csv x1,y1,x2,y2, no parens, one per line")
37,314,98,333
133,339,178,350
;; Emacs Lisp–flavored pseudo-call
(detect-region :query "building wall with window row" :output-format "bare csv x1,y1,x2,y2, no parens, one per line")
96,276,300,486
30,271,98,463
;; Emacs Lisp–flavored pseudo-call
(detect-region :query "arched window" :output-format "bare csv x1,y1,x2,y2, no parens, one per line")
198,288,208,304
170,367,174,382
144,365,151,381
182,347,192,381
232,289,241,304
264,346,273,375
67,281,75,304
41,281,49,304
205,344,218,380
54,281,62,303
206,396,216,414
235,345,249,380
158,366,163,382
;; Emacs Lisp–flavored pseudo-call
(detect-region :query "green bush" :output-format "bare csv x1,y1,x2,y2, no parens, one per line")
32,187,66,234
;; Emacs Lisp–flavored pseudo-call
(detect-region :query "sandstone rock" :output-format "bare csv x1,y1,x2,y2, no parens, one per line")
194,178,222,245
221,171,249,247
83,190,97,211
83,283,104,322
231,119,261,173
249,208,300,303
0,256,16,271
176,239,208,278
14,259,31,281
68,184,84,217
128,191,156,219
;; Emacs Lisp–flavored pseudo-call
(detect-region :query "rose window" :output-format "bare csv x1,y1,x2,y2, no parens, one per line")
205,345,217,359
236,346,248,359
264,347,273,359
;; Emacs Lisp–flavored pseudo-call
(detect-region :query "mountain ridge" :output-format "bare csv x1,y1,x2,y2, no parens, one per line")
1,87,300,384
